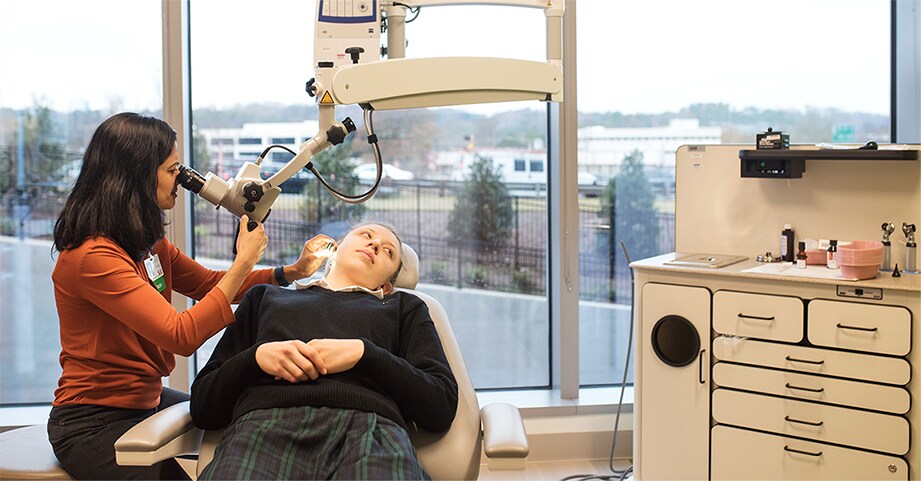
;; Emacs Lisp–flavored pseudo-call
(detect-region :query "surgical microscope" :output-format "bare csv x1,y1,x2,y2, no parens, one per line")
177,0,565,230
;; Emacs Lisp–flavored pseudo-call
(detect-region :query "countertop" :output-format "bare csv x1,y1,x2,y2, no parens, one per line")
631,253,921,293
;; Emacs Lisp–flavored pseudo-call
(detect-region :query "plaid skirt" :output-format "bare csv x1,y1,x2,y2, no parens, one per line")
198,405,431,481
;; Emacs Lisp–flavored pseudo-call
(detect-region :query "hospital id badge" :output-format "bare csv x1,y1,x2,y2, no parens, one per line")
144,254,166,292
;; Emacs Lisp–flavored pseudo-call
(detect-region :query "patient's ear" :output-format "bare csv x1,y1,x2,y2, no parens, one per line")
380,281,394,295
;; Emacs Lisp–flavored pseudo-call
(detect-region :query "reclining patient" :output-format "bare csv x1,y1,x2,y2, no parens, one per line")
190,223,458,480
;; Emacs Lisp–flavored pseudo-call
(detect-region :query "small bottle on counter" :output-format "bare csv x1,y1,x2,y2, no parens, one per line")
795,242,808,269
826,239,839,269
781,224,795,262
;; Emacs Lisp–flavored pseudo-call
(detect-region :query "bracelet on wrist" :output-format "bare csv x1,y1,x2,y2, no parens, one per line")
274,266,290,287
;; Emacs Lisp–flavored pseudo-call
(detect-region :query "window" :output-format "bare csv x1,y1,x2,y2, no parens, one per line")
237,137,262,145
514,159,526,172
188,3,551,389
529,159,543,173
576,0,890,385
0,0,163,405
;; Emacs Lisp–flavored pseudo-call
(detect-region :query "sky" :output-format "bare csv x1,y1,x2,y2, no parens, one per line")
0,0,891,116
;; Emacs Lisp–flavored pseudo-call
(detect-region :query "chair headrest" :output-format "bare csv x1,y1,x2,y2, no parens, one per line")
394,243,419,289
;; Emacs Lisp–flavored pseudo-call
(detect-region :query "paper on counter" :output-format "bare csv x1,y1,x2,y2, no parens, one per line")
742,262,861,281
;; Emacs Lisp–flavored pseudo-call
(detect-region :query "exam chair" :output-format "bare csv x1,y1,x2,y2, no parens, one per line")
113,244,530,480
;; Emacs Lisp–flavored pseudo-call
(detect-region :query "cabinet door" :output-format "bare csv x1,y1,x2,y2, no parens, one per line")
712,425,907,480
638,283,710,481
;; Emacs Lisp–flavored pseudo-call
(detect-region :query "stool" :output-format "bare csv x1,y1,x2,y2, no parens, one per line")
0,425,72,479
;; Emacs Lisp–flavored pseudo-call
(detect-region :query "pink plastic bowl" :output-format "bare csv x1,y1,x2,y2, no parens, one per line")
839,264,880,280
837,241,884,266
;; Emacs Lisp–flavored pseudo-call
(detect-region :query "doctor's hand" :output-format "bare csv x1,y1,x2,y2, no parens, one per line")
234,215,267,271
285,234,337,282
306,338,364,374
256,340,328,383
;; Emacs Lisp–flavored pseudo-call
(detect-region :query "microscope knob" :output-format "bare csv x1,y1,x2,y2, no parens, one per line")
242,182,264,202
345,47,365,64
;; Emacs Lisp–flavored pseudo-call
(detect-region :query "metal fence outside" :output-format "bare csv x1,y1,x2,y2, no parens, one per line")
192,180,675,302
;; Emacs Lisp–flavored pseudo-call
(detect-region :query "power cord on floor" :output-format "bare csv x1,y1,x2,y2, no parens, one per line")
559,241,636,481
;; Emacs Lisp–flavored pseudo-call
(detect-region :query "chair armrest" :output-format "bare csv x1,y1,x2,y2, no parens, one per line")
114,401,203,466
480,402,529,471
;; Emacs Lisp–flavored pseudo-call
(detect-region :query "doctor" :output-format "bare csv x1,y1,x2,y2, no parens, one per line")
47,112,331,480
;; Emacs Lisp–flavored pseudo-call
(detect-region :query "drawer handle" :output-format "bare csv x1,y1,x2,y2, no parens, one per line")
784,445,823,457
836,323,879,332
785,415,824,427
785,355,825,365
738,313,775,322
785,382,825,393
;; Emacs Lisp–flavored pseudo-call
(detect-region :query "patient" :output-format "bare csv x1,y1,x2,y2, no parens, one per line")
190,223,458,480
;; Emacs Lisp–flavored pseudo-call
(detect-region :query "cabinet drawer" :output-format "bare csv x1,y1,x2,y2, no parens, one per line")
711,425,908,480
713,362,910,414
713,336,910,385
712,388,909,455
714,290,803,342
808,300,911,356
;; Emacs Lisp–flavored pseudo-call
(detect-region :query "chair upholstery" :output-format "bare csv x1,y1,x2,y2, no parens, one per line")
115,244,529,479
0,424,72,480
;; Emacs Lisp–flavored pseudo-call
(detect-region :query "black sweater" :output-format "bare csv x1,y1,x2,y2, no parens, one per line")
190,285,458,433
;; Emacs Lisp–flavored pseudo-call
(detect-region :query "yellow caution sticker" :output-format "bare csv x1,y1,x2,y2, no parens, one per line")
319,91,334,104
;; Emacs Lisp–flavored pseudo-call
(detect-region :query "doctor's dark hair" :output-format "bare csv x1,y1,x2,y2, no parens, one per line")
53,113,177,261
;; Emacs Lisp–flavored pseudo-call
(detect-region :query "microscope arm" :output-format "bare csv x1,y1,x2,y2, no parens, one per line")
321,57,562,110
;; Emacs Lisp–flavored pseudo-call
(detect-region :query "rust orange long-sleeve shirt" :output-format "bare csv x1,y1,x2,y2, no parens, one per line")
51,236,273,409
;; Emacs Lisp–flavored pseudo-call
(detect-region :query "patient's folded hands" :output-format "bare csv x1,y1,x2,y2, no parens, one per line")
255,338,365,382
306,338,364,374
256,340,328,383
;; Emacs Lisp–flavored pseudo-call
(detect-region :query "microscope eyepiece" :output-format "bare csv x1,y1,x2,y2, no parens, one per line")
176,164,206,194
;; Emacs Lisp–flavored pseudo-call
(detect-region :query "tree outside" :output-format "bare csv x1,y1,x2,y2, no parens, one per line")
1,104,71,236
447,155,515,287
599,149,660,300
448,155,513,251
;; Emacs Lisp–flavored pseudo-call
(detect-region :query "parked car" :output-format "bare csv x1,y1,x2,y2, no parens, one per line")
352,163,415,183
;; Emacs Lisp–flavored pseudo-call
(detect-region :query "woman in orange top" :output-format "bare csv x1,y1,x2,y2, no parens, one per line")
47,113,331,480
